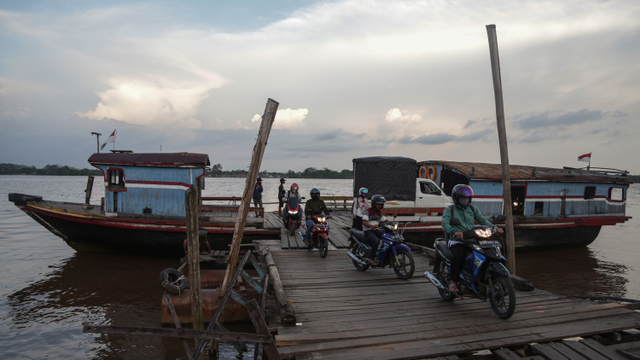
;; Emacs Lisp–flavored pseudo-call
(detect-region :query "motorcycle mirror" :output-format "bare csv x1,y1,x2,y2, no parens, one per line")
450,218,462,226
494,215,506,223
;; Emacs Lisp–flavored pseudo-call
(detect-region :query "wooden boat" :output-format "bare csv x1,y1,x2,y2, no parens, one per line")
8,152,279,256
397,161,632,248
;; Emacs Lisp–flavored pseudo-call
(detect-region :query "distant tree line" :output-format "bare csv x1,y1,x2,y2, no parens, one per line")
206,164,353,179
0,163,102,176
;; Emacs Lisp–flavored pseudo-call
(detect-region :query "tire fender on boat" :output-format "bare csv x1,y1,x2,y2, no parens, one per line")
159,268,187,295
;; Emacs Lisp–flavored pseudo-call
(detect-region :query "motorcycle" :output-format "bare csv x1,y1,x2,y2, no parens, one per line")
282,196,304,236
424,216,516,319
347,219,415,279
298,212,331,258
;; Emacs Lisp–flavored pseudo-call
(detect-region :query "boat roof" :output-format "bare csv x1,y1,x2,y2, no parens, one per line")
418,160,631,184
88,152,210,167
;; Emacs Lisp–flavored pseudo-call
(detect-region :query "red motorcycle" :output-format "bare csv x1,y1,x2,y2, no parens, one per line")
299,214,331,258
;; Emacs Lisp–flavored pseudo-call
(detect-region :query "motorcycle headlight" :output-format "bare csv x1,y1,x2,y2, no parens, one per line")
474,228,492,238
317,216,326,222
288,210,297,214
392,223,398,231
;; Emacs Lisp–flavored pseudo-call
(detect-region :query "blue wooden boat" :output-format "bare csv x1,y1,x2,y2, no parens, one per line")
8,152,279,256
415,160,631,248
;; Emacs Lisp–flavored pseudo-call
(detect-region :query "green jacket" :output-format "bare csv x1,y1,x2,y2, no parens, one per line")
442,204,496,244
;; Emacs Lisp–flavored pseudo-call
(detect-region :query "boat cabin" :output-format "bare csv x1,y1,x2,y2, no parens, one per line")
88,152,210,217
418,161,630,220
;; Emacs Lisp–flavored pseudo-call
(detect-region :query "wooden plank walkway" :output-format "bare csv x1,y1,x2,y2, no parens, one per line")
264,249,640,360
265,212,353,250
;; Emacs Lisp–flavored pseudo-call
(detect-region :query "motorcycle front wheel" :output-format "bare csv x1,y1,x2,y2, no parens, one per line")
393,249,415,280
436,259,455,301
289,222,296,236
488,274,516,319
319,237,328,258
351,244,369,271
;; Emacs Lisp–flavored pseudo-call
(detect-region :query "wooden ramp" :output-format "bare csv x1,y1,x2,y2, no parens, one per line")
265,212,353,250
267,250,640,360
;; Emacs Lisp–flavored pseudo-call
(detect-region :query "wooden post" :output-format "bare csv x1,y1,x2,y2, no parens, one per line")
486,24,516,275
221,98,279,293
185,186,204,333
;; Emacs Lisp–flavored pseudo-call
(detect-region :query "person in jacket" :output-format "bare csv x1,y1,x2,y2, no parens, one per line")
442,184,503,293
303,188,331,246
351,187,368,230
282,183,302,223
252,177,263,216
361,194,387,266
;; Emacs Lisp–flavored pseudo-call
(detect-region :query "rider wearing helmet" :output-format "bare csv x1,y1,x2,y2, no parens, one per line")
361,194,388,266
443,184,503,293
351,187,369,230
282,183,302,223
303,188,331,246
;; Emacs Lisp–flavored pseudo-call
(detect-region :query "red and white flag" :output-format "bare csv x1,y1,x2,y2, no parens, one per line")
100,130,116,150
578,152,591,163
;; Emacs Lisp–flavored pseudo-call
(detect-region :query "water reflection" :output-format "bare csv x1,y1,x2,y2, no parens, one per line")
516,245,629,299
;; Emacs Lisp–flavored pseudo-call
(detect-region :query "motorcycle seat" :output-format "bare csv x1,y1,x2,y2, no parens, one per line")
434,239,453,259
349,228,366,242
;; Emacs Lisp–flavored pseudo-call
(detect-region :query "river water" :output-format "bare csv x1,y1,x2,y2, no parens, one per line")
0,176,638,359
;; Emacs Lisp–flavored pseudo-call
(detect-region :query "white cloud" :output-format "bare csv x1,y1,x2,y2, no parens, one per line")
252,108,309,129
385,108,422,123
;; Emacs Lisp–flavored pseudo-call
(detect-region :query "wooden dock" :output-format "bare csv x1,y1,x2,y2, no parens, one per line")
264,212,354,250
255,243,640,360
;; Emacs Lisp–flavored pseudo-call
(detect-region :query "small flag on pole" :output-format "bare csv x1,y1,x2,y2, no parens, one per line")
101,130,116,150
577,153,591,163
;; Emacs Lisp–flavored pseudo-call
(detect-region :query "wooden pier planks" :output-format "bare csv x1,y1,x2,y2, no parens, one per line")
268,250,640,360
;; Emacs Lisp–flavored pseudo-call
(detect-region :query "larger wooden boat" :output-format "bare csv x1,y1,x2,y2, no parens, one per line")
8,152,279,256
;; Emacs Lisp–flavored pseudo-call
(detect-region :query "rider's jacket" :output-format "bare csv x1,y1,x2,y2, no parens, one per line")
362,207,387,232
352,197,367,217
442,204,496,246
304,198,330,217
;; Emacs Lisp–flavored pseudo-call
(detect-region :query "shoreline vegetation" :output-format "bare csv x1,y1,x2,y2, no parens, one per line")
1,163,636,182
0,163,354,179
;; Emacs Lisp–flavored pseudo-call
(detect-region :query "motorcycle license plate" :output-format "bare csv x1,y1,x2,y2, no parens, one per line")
480,240,501,248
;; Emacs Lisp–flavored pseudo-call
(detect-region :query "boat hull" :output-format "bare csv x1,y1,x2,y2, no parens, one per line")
12,198,279,257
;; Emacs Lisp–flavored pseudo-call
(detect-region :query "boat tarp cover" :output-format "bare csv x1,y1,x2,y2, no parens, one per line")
88,153,210,167
353,157,416,200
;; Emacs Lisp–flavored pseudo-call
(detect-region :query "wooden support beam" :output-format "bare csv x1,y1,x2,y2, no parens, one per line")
165,294,194,360
486,24,516,275
82,324,271,343
265,250,296,324
222,98,279,293
185,185,204,333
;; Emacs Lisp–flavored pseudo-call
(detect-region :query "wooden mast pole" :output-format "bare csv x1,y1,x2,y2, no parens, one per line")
486,24,516,274
185,185,203,333
221,98,279,293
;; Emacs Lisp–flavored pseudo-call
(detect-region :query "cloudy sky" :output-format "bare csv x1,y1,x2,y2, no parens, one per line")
1,0,639,174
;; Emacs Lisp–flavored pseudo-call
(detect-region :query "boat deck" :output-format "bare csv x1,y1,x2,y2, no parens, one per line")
256,244,640,360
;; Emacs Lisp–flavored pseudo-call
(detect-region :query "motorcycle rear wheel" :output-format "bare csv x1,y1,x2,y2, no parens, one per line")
488,274,516,319
393,249,415,280
436,260,455,301
319,237,328,258
351,245,369,271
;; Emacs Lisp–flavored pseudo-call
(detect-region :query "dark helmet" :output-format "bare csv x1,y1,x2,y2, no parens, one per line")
280,177,286,183
310,188,320,200
291,183,299,191
257,177,262,182
359,187,368,198
452,184,474,208
371,194,386,208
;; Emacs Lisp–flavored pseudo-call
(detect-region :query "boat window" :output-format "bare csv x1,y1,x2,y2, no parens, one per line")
534,201,544,216
609,187,624,201
107,169,125,191
584,186,596,200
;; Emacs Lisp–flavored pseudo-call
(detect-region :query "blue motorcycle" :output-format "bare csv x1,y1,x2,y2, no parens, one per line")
424,217,516,319
348,220,415,279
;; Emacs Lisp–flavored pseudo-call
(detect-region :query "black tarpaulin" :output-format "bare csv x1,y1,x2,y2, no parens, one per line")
353,157,416,200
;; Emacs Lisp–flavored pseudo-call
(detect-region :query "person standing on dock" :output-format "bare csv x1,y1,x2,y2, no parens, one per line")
278,178,286,216
352,187,368,230
253,177,263,216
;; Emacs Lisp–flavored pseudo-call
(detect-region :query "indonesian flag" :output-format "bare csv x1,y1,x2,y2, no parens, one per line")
578,153,591,163
100,130,116,150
